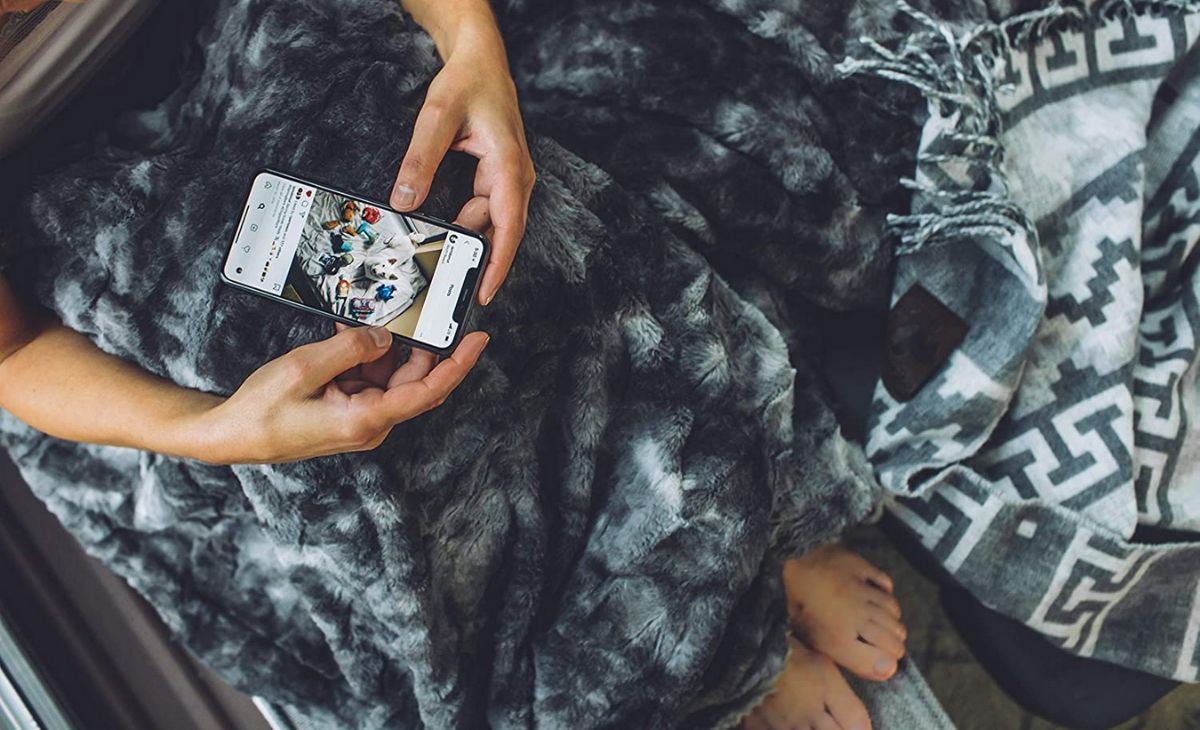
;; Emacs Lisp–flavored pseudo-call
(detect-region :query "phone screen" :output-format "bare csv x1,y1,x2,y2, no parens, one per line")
224,171,485,350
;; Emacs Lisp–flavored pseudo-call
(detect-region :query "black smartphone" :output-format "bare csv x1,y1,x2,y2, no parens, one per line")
221,169,488,355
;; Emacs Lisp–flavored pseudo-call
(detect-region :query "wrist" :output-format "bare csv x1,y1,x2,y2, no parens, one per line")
419,3,504,63
156,390,232,464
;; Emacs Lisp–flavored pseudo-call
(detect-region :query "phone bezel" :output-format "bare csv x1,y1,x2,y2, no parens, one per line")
219,168,490,357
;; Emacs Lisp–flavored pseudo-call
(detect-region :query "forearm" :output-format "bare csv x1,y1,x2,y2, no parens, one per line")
399,0,506,63
0,320,222,462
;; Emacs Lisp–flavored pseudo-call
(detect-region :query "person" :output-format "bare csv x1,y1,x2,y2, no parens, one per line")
746,546,906,730
0,1,906,727
0,0,527,463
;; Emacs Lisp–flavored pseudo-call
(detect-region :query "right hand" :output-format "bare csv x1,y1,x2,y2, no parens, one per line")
389,9,535,308
196,325,488,464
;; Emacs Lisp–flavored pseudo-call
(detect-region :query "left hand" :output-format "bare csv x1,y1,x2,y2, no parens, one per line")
330,322,433,396
390,12,535,307
187,324,489,463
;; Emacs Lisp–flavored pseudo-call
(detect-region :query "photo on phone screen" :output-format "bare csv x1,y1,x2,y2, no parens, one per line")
223,171,485,350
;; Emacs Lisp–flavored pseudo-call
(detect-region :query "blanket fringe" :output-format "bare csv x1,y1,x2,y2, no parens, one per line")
836,0,1200,256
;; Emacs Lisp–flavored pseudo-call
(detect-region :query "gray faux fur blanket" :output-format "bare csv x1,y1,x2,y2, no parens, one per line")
0,0,972,727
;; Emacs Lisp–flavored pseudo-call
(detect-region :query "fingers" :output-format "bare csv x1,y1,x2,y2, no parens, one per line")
392,94,462,211
454,195,492,234
281,326,393,396
477,156,534,306
387,346,438,388
379,332,489,420
333,379,373,396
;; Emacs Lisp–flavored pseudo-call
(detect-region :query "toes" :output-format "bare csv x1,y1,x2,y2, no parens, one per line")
813,713,841,730
822,660,873,730
834,636,898,681
863,586,902,620
858,620,906,660
856,560,894,593
829,546,894,593
867,604,906,642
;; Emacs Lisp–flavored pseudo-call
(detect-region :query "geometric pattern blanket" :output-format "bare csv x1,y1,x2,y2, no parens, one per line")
847,0,1200,682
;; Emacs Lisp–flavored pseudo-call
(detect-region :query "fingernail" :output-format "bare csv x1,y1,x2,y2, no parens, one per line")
392,184,416,209
850,722,868,730
875,659,893,676
482,287,496,306
368,326,390,347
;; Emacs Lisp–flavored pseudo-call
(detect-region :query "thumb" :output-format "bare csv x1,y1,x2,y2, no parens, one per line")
391,97,459,211
282,326,392,395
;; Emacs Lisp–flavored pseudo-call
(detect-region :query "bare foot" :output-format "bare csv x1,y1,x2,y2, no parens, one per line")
783,544,906,681
742,636,871,730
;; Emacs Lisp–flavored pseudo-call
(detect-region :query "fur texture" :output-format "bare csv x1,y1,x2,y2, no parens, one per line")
0,0,970,726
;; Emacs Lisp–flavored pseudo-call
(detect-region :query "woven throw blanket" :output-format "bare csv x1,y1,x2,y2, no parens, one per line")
849,1,1200,681
0,0,968,727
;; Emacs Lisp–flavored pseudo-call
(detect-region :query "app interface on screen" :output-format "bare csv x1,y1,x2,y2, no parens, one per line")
225,172,484,348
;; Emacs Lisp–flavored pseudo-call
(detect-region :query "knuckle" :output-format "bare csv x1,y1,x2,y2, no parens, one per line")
282,356,312,384
347,331,373,360
420,95,451,120
420,96,460,131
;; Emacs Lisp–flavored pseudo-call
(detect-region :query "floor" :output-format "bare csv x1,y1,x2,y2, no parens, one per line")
844,526,1200,730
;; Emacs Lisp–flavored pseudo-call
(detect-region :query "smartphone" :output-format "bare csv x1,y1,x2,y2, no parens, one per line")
221,169,488,355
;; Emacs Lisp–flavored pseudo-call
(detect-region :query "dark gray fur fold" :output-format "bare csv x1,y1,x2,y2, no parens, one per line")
0,0,976,726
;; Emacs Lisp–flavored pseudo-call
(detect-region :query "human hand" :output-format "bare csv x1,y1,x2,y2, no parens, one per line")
196,325,488,463
390,8,535,307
